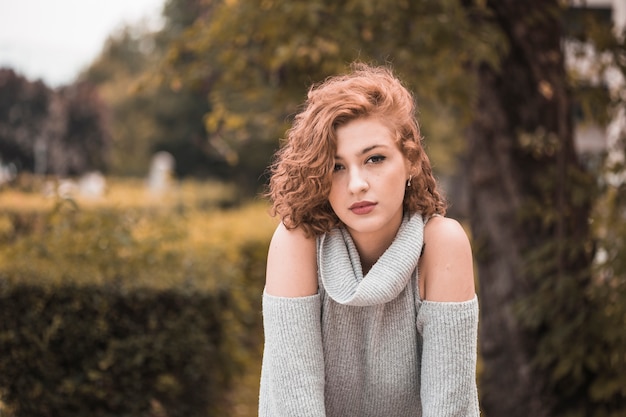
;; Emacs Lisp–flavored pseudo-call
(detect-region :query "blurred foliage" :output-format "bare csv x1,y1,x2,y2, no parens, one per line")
588,182,626,413
0,180,273,290
163,0,504,184
0,179,276,417
0,285,230,417
80,26,225,179
513,177,625,417
81,0,504,192
514,176,626,417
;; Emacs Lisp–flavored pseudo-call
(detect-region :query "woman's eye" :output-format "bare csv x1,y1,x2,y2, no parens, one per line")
367,155,386,164
333,163,344,172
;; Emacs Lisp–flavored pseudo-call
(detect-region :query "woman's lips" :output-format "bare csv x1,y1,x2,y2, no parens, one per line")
349,201,377,215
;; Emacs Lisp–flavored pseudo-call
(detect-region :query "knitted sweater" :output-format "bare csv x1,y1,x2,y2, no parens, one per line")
259,214,480,416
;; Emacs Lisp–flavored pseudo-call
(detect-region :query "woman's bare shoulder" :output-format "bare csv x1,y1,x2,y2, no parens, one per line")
265,222,318,297
419,216,476,302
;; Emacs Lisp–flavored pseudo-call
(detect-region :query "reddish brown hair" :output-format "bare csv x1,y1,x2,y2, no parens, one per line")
267,63,447,236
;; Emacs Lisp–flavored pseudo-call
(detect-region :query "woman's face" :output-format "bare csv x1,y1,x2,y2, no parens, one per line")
329,117,411,241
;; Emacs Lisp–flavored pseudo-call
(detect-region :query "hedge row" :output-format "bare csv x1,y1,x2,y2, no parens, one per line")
0,194,276,417
0,284,232,417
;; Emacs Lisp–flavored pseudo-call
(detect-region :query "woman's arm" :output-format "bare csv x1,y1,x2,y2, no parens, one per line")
416,216,480,416
418,216,476,302
259,223,327,417
265,222,318,297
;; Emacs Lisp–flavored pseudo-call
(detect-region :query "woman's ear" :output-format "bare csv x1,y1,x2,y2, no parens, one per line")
404,157,413,179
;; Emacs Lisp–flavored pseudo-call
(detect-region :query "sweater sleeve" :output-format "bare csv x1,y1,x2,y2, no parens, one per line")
416,296,480,417
258,291,327,417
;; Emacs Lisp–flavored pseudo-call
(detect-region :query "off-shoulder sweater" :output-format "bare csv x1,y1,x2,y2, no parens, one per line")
259,214,480,416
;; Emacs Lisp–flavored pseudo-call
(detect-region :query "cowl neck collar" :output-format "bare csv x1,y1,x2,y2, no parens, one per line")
317,214,424,306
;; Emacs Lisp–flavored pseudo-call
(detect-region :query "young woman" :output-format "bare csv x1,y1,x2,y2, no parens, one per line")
260,63,480,416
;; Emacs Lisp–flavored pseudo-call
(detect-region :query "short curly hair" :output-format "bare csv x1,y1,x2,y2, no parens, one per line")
267,63,447,237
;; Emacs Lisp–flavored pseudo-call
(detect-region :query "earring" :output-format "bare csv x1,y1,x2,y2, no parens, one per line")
407,175,412,188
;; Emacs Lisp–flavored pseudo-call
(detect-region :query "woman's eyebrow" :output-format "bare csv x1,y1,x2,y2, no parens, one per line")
335,144,388,160
360,144,387,155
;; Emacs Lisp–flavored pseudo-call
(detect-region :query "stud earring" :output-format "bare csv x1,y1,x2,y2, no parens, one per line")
407,175,412,188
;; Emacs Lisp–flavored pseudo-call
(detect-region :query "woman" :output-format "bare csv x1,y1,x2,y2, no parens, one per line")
260,63,480,416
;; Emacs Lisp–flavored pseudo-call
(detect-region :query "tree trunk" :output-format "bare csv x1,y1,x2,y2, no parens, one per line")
463,1,595,416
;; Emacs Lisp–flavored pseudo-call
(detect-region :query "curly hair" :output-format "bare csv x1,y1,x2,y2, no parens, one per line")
267,63,447,237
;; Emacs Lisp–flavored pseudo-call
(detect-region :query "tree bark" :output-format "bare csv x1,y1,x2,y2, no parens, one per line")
463,1,595,416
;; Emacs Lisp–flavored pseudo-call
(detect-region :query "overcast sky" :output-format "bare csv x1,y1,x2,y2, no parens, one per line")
0,0,165,87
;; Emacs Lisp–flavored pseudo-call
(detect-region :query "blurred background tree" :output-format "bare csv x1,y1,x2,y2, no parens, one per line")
156,0,502,195
74,0,502,196
0,69,109,177
461,1,625,416
462,1,594,415
0,69,51,174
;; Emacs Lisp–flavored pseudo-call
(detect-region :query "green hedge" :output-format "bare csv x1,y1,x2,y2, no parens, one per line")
0,284,231,417
0,196,275,417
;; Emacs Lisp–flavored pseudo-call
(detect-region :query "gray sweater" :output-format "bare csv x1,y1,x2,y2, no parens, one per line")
259,214,480,416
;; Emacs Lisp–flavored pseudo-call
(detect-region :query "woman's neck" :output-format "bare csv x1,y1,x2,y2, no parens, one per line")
348,213,405,275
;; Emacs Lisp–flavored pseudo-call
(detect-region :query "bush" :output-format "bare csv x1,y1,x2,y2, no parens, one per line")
0,284,230,417
0,182,276,417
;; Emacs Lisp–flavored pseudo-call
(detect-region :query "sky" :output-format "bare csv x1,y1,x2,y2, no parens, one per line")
0,0,165,87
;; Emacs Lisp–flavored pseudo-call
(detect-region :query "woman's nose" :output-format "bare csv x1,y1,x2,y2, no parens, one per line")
348,169,369,194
